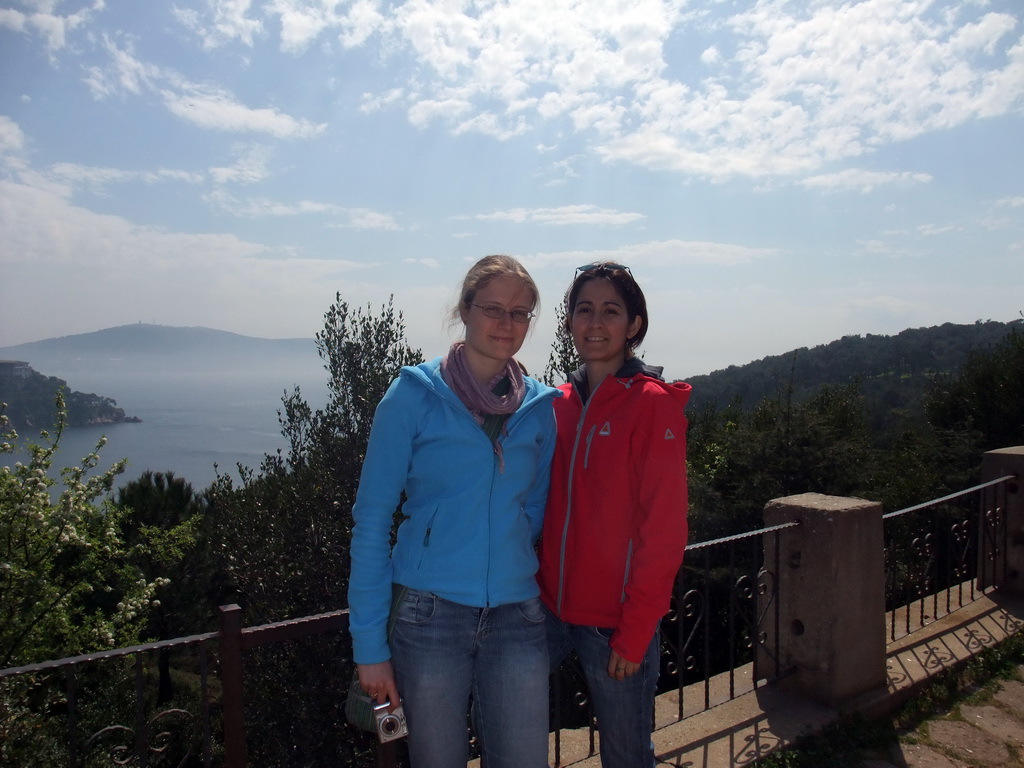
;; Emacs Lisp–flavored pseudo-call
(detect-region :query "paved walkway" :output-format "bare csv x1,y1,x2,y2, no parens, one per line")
548,592,1024,767
860,669,1024,767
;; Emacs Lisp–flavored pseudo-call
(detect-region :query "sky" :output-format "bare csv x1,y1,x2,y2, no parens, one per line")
1,0,1022,381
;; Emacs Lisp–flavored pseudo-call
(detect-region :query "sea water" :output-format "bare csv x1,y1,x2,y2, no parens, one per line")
4,367,331,493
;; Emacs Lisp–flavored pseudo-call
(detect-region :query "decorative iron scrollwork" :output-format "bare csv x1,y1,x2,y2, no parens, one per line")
83,708,197,767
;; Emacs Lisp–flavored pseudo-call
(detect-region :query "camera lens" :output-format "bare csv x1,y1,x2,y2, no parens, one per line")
380,715,400,734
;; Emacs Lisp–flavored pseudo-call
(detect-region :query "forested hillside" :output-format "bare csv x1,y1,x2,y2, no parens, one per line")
0,365,138,429
684,319,1022,429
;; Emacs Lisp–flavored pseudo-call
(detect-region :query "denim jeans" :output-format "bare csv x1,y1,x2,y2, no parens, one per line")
390,587,549,768
545,605,660,768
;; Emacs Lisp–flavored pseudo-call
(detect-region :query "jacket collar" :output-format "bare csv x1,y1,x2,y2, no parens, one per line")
569,357,666,402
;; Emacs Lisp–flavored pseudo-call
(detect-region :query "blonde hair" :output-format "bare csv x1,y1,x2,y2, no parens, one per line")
448,255,540,328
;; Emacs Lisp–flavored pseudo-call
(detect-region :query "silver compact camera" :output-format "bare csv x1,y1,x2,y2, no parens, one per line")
373,701,408,743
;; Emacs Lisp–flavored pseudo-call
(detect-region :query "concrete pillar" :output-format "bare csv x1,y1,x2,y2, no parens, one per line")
760,493,886,708
980,447,1024,596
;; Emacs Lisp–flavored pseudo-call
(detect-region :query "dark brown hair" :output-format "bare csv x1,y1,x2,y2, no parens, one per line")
564,262,648,355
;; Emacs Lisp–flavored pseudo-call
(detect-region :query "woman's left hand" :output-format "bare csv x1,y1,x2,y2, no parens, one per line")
607,649,639,679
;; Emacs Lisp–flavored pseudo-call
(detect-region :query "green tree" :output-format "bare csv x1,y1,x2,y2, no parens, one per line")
925,328,1024,459
208,295,422,767
542,300,581,386
112,470,222,702
0,395,169,764
686,383,875,539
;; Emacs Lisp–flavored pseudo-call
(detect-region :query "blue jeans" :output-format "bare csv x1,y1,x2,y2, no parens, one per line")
390,587,549,768
545,606,660,768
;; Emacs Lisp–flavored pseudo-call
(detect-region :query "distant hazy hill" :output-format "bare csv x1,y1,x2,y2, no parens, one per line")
0,325,324,430
0,324,321,376
684,319,1023,428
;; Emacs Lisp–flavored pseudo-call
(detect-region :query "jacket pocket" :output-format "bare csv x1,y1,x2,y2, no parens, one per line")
582,425,597,469
416,506,440,569
620,539,634,603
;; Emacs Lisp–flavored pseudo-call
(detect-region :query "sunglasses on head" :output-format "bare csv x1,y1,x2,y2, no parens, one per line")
576,262,632,277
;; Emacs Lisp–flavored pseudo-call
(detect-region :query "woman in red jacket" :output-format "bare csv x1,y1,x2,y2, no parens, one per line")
537,262,690,768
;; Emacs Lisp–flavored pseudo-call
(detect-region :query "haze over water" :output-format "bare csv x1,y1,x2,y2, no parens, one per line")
8,368,330,493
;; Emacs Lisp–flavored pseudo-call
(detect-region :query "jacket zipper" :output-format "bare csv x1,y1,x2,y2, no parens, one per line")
417,370,558,607
556,378,605,615
621,539,634,603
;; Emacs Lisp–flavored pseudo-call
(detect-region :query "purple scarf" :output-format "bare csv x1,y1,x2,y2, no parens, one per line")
441,341,526,471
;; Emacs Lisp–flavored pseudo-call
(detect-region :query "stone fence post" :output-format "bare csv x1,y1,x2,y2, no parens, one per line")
980,446,1024,596
759,493,886,708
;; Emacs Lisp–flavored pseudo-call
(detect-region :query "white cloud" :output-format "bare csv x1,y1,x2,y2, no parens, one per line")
403,257,439,268
344,208,400,230
162,84,325,138
700,45,721,65
917,223,961,237
274,0,385,52
175,0,385,52
209,143,274,184
980,215,1011,231
799,168,934,193
359,88,405,114
407,96,473,128
0,171,375,342
0,115,26,154
856,238,920,258
177,0,263,49
524,238,778,269
995,196,1024,208
206,188,398,229
343,0,1024,181
0,0,104,52
0,175,268,270
47,162,204,189
476,205,645,226
11,1,1023,184
86,38,326,138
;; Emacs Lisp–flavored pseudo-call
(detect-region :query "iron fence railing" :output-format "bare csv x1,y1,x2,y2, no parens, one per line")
882,474,1014,642
543,520,799,767
0,521,795,768
0,630,219,767
1,473,1017,767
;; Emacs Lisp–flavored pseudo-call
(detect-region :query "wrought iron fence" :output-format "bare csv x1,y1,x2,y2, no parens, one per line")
882,474,1015,642
547,520,799,766
2,474,1016,767
0,630,219,768
0,521,795,768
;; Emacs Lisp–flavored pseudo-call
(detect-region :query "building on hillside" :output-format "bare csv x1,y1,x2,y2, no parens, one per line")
0,360,32,387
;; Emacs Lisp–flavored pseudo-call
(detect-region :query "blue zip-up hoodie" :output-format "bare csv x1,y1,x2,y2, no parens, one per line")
348,357,560,665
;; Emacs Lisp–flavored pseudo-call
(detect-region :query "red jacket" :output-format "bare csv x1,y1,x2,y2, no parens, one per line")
537,362,690,663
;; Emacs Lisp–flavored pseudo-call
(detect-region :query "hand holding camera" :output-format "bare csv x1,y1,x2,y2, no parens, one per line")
373,700,408,743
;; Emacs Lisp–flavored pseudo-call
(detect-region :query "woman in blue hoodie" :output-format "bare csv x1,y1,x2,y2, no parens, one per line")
348,255,559,768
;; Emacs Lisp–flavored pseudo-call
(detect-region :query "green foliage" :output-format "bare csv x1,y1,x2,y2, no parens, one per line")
0,395,163,667
682,324,1024,541
685,319,1022,432
925,328,1024,456
541,299,581,386
207,295,422,767
686,382,875,539
112,470,225,706
211,295,422,621
0,395,172,765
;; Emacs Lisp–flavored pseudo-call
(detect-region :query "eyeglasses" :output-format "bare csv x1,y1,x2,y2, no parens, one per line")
576,262,632,276
470,303,535,324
